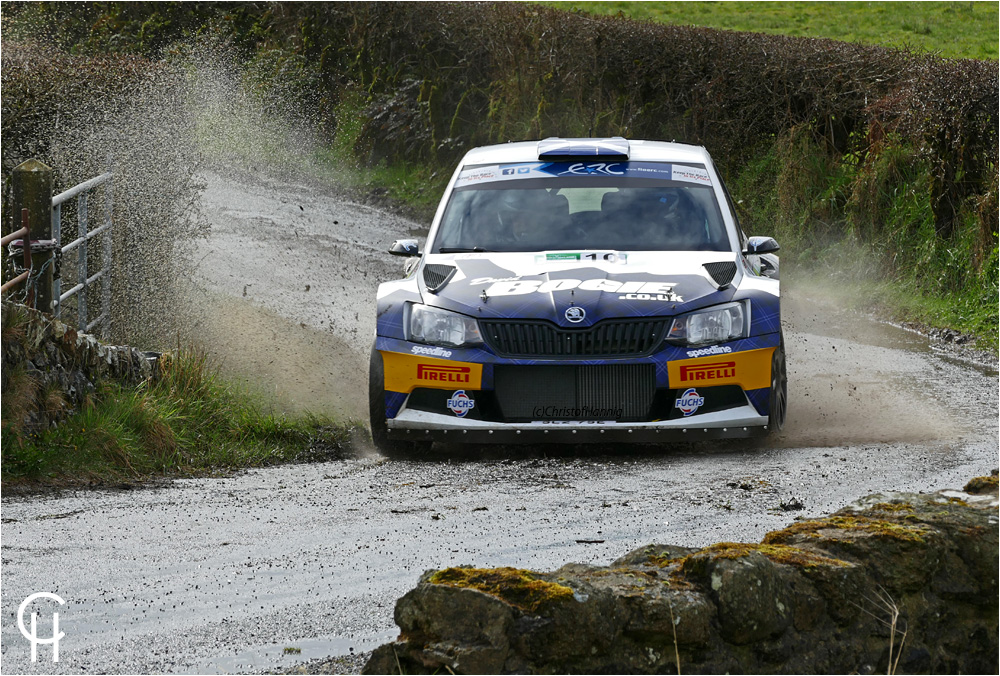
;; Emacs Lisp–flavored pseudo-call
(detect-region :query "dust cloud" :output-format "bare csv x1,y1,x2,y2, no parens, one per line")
774,279,962,448
180,295,368,421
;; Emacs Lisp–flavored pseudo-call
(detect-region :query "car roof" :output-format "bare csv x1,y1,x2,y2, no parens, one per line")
459,138,714,167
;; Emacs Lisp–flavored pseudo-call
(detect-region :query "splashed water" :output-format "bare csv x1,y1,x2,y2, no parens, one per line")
4,31,339,347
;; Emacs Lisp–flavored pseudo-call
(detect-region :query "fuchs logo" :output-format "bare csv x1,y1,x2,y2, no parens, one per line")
417,364,471,383
686,345,732,358
447,390,475,417
679,361,736,382
565,306,586,323
674,388,705,416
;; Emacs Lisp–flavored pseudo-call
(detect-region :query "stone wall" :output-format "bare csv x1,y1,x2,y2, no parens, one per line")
1,301,158,432
365,478,999,674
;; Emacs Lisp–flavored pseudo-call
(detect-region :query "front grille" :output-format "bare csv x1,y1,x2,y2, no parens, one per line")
494,364,656,421
480,318,668,358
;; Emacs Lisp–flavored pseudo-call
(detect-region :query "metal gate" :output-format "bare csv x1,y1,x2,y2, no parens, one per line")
52,172,114,336
3,160,115,337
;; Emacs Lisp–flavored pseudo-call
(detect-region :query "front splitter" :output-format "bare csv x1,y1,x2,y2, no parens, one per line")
387,406,770,444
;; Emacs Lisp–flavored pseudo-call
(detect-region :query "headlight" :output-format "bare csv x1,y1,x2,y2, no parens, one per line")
407,304,483,348
667,301,749,346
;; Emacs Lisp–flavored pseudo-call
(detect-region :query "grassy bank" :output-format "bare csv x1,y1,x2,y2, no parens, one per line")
545,1,998,61
728,127,998,348
1,345,356,487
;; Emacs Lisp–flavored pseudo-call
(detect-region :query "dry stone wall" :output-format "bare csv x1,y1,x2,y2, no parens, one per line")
1,301,158,432
365,478,999,674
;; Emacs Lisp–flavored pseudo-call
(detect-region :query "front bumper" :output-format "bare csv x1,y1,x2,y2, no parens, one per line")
376,334,779,444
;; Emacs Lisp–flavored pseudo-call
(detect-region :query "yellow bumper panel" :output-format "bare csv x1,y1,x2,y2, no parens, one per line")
667,347,774,391
381,351,483,394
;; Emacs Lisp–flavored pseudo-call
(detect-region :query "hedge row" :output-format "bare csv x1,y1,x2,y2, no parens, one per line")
287,2,996,239
0,41,155,187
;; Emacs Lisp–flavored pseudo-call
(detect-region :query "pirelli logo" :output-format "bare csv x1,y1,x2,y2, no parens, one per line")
416,364,471,383
679,361,736,383
668,348,774,391
380,351,483,393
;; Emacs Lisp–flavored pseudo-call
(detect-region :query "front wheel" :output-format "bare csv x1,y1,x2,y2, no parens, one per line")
767,336,787,433
369,344,431,457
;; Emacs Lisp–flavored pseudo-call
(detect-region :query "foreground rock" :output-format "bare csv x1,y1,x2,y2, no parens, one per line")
365,477,998,674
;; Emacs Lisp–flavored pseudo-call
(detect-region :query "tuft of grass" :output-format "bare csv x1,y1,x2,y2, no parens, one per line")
1,302,30,347
852,588,908,675
1,346,356,485
1,363,42,437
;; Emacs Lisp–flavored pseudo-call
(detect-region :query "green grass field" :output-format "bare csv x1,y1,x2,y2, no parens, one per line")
542,1,997,60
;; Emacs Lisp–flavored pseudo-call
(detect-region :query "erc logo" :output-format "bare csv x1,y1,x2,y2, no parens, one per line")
417,364,472,383
679,361,736,383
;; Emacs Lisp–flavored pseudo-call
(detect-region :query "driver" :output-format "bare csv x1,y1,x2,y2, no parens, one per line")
644,190,705,249
497,189,567,248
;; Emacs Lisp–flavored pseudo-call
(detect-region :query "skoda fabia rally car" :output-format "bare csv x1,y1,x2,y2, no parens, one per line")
370,138,785,453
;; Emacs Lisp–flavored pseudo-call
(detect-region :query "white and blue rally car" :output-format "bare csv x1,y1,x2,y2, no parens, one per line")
370,138,784,452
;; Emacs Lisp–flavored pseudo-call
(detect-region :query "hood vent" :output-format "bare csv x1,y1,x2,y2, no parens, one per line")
422,264,456,293
703,261,737,289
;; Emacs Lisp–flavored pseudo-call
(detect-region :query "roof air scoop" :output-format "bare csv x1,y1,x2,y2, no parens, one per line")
537,137,630,161
703,261,737,290
422,264,456,294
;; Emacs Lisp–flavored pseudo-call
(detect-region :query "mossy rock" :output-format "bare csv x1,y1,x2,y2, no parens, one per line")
964,475,998,494
428,566,575,614
763,514,931,546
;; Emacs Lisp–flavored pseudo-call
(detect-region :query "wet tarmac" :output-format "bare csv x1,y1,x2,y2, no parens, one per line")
2,168,997,674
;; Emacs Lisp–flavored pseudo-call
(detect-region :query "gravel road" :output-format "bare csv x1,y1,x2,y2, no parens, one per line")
2,168,996,674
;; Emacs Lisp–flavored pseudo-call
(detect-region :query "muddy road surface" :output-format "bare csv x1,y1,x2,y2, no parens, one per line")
2,169,997,674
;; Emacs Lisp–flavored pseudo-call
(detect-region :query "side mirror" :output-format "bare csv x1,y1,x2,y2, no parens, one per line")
389,239,421,257
744,236,780,256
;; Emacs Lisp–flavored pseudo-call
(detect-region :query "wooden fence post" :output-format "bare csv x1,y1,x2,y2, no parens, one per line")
11,159,54,311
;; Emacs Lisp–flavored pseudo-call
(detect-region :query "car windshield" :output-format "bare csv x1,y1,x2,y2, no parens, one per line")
433,161,730,253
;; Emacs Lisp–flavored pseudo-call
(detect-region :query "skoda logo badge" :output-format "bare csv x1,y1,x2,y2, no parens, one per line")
565,306,586,323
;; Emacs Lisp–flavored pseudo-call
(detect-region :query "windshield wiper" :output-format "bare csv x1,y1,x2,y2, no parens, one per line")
438,247,490,253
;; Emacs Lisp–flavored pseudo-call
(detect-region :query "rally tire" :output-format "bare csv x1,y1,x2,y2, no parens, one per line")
768,335,787,433
369,344,430,457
